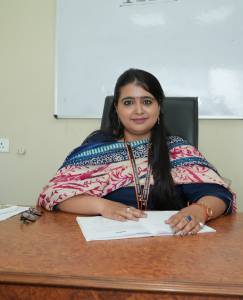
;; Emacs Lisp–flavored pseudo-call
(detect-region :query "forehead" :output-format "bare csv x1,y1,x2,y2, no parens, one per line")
119,83,153,98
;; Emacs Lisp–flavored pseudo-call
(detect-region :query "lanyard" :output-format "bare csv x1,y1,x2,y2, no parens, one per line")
125,140,152,210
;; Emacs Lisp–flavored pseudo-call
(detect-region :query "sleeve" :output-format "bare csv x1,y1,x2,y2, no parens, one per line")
180,183,233,214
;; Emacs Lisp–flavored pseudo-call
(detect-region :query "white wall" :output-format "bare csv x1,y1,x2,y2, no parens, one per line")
0,0,242,210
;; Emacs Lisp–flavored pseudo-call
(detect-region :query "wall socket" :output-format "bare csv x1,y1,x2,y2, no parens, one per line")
0,138,9,152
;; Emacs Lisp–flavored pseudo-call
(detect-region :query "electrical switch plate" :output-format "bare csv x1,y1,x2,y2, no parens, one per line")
0,138,9,152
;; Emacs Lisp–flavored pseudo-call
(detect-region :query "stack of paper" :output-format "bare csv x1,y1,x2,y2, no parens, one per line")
76,211,216,241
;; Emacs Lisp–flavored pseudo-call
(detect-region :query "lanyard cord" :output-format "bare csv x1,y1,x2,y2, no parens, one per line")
125,140,152,210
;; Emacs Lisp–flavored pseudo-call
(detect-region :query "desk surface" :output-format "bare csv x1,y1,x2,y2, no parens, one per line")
1,211,243,299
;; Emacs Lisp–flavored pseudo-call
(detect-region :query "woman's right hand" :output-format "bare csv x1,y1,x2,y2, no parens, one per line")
99,199,146,221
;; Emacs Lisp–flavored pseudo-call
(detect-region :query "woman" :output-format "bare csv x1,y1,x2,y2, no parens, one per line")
38,68,236,236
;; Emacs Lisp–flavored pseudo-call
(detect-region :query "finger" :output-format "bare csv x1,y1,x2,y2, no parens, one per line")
166,213,189,230
115,207,138,221
126,213,139,221
125,208,141,221
123,207,146,219
188,223,202,235
171,216,190,233
129,207,147,218
114,214,127,222
180,220,200,236
165,212,180,224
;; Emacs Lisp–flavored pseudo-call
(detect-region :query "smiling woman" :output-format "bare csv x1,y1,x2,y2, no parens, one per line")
38,68,236,236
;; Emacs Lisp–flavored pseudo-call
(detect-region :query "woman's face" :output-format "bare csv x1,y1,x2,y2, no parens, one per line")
116,83,160,141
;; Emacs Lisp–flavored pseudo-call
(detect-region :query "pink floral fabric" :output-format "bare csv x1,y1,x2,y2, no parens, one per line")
38,142,236,212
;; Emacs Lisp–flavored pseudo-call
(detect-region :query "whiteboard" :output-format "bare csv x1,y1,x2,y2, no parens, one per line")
55,0,243,119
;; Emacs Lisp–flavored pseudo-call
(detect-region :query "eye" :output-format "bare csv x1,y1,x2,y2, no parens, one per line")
143,97,153,105
122,98,133,106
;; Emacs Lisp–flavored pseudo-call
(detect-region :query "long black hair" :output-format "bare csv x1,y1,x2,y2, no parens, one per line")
108,68,183,210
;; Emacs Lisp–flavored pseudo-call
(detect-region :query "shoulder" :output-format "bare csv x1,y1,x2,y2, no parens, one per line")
81,130,116,146
167,135,191,149
72,129,116,154
167,135,203,160
167,136,217,171
61,130,116,167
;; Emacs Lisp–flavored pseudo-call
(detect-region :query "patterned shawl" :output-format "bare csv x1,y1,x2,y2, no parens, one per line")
38,136,236,211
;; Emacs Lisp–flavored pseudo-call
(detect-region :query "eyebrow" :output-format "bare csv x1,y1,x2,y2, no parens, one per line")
121,96,154,101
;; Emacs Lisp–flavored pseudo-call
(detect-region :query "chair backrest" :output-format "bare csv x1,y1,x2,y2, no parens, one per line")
100,96,198,147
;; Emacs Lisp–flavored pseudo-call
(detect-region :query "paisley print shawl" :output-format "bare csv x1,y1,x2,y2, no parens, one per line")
38,136,236,211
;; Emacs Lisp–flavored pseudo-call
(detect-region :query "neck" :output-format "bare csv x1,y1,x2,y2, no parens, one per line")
123,130,151,142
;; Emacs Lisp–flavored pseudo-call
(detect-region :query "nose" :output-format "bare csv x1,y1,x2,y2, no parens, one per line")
134,101,144,114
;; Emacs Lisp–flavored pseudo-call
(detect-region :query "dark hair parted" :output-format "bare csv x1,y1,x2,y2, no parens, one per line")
108,68,183,210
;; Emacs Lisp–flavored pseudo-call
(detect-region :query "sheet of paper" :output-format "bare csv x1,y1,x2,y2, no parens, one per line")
0,206,30,221
76,211,216,241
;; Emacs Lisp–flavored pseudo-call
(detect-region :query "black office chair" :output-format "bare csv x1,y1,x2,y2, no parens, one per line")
100,96,198,147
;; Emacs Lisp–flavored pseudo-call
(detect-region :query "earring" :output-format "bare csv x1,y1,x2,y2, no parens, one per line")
157,116,160,125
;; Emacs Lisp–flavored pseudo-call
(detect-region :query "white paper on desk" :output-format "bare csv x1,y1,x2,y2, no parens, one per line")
76,211,216,241
0,206,30,221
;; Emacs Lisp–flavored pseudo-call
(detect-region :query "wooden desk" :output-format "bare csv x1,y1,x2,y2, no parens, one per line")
0,212,243,300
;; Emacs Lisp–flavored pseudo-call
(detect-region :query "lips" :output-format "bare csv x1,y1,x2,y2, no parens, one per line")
131,118,148,124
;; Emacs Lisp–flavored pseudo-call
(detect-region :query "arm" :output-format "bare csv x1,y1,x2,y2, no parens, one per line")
188,195,226,221
57,194,146,221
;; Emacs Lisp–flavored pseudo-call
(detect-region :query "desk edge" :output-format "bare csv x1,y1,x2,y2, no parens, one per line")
0,271,243,296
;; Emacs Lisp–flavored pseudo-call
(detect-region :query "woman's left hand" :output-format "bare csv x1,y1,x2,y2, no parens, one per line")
165,205,206,236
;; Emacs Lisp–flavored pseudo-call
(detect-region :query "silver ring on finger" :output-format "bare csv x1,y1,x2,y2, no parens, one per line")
184,215,193,222
126,207,131,213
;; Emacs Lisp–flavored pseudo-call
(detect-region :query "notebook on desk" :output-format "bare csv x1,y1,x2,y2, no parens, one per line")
76,211,216,241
